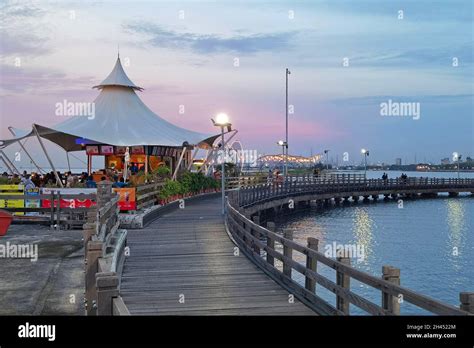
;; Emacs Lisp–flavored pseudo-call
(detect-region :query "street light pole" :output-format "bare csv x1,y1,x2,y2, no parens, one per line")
364,154,367,176
324,149,330,170
220,126,225,215
277,140,287,172
285,68,290,176
212,113,231,216
361,149,369,178
457,154,462,179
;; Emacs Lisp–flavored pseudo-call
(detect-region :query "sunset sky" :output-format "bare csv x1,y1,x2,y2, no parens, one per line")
0,0,472,169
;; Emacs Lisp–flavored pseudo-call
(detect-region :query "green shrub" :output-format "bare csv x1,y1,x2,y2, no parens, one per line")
159,179,182,199
154,165,171,178
178,172,219,193
159,173,219,200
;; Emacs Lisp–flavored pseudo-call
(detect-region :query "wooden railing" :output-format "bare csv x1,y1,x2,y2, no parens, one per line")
225,177,474,315
1,192,96,229
225,175,268,190
236,177,474,207
83,181,129,316
135,181,165,210
317,172,366,182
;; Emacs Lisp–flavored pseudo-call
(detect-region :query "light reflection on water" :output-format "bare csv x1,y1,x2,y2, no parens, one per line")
276,195,474,315
445,200,467,277
352,208,374,268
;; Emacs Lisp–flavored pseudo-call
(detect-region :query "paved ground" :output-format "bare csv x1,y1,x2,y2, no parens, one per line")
0,224,84,315
121,195,315,315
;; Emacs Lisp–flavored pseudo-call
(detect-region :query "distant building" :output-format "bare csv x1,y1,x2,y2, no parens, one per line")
395,158,402,166
441,158,450,165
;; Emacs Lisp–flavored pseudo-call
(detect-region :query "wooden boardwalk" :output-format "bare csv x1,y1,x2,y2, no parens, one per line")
120,195,315,315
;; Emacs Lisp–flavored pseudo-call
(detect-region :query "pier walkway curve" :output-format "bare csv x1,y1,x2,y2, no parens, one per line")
119,194,315,315
117,177,474,316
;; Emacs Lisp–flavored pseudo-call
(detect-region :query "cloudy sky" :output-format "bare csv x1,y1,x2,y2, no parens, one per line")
0,0,472,168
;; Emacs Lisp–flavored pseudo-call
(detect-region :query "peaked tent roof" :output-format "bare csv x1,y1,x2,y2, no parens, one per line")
93,57,143,91
0,57,219,151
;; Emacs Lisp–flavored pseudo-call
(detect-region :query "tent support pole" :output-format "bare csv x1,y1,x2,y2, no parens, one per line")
8,127,44,174
198,130,237,174
145,146,148,183
187,147,199,170
0,154,14,175
32,125,64,188
205,150,215,176
172,146,187,180
66,152,71,172
0,150,21,175
198,148,215,174
87,155,92,175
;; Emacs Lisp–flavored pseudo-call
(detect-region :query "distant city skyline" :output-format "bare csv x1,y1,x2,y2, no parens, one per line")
0,0,472,169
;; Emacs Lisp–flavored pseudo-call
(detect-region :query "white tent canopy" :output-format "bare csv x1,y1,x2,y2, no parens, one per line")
93,56,143,91
1,57,218,151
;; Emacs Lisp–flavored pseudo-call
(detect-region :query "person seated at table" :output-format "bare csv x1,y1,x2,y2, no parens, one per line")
66,171,76,187
112,177,127,188
130,162,139,174
21,175,35,190
79,172,88,183
86,175,97,188
30,173,41,187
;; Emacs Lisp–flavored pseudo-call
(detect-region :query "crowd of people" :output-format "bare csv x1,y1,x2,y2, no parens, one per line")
382,172,411,183
1,169,130,189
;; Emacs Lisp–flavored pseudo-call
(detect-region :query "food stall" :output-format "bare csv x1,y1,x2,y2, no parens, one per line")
86,145,183,182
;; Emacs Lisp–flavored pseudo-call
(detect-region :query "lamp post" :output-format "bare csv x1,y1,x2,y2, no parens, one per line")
361,149,369,177
277,140,287,172
453,152,462,179
324,149,330,170
285,68,291,176
212,113,231,215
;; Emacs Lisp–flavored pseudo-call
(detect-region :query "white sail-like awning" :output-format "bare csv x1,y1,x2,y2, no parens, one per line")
1,57,220,151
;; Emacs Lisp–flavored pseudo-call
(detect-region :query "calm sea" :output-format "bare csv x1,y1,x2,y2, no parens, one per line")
276,170,474,315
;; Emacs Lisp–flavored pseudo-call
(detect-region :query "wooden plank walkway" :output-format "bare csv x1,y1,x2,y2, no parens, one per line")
120,195,315,315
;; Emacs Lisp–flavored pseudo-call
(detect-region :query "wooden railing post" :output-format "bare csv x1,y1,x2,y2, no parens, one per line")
305,237,319,293
242,213,251,245
266,222,275,266
96,272,119,316
97,180,113,205
50,190,55,229
382,265,401,315
251,216,261,255
336,256,351,315
459,292,474,313
56,191,61,230
283,229,293,278
85,240,103,316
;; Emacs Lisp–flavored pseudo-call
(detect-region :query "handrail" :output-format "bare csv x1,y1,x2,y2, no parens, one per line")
225,176,474,315
236,176,474,208
83,181,129,316
135,181,165,210
3,192,97,229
